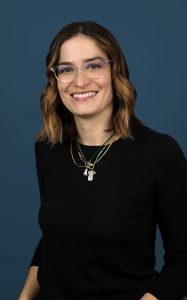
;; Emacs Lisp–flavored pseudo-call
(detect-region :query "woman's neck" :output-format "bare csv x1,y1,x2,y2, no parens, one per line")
74,115,117,146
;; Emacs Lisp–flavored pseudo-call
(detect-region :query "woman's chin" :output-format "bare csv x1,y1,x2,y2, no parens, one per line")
73,109,99,119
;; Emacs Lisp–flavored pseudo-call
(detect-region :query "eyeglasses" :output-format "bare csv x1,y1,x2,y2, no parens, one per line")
50,59,112,84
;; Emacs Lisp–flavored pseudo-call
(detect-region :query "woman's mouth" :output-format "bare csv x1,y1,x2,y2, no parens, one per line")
70,91,99,101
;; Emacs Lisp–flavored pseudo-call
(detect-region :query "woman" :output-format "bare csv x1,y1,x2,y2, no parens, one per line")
18,21,187,300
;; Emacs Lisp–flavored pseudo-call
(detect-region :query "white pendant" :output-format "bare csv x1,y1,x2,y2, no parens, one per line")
87,170,96,181
83,168,88,176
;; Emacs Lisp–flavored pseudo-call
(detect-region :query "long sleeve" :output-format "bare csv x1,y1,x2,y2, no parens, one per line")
147,135,187,299
34,141,45,199
29,237,43,267
29,141,44,268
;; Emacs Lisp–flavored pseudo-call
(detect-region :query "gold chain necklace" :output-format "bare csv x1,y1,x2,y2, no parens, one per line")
70,132,114,182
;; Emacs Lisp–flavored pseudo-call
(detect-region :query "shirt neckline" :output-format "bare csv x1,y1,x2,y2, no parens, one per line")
78,136,123,149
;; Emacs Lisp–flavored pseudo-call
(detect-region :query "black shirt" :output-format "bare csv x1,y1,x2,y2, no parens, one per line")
30,125,187,300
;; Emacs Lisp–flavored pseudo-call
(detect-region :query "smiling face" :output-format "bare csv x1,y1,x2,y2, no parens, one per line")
56,34,113,122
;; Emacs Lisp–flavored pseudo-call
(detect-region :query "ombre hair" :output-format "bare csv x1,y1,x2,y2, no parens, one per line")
36,21,143,145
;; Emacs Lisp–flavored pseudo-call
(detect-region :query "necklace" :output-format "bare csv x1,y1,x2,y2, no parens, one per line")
70,131,115,182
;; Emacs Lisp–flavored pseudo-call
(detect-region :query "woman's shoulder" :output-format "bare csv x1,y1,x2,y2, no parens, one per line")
133,124,178,145
132,124,186,161
35,137,51,151
34,137,69,155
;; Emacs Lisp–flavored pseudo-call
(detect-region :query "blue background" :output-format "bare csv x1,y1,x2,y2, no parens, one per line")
0,0,186,299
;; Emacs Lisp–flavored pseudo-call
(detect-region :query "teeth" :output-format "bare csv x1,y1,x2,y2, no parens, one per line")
72,91,97,98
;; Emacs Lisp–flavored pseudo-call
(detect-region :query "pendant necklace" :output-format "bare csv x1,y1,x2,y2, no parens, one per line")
70,131,115,182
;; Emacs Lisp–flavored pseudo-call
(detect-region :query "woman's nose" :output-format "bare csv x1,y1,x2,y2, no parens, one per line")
72,70,91,87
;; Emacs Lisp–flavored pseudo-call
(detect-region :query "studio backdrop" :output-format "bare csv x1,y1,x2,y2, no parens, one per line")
0,0,186,299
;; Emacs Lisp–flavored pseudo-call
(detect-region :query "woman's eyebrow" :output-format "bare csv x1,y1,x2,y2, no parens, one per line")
84,56,104,62
58,56,104,66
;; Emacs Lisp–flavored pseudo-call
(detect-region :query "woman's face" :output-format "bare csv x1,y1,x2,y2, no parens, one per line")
56,34,113,121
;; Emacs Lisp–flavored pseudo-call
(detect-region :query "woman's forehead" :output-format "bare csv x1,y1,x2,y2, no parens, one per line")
59,34,107,63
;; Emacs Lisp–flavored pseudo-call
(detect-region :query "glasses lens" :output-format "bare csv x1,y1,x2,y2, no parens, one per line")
84,60,105,79
55,65,75,83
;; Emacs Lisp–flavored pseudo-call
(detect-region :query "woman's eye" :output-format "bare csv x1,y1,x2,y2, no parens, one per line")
58,66,74,73
87,63,101,70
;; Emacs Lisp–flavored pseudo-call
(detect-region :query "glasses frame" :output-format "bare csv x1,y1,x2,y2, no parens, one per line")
50,59,112,84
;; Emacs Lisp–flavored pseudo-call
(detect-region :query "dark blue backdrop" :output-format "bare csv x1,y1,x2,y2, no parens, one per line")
0,0,186,299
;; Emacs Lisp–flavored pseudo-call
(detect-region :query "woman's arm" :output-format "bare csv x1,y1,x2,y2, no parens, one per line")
19,141,45,300
18,266,40,300
146,135,187,299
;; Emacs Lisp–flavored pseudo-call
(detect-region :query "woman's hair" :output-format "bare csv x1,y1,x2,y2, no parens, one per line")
36,20,143,145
